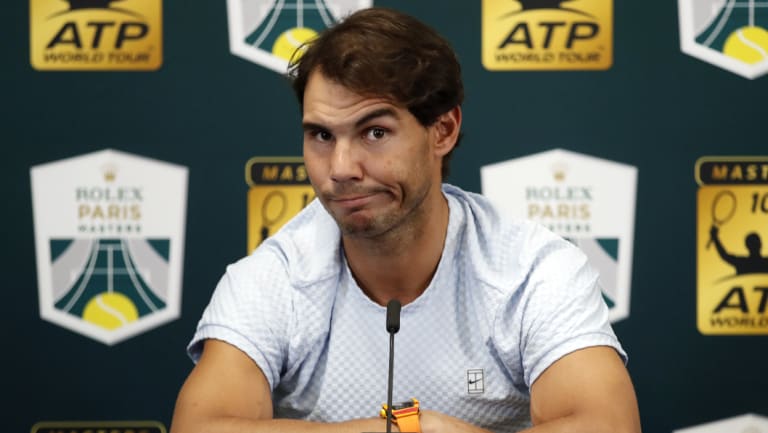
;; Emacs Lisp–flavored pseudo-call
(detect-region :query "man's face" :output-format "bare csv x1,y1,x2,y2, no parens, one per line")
301,71,443,239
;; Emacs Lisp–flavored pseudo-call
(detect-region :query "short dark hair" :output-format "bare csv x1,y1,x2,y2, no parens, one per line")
288,7,464,179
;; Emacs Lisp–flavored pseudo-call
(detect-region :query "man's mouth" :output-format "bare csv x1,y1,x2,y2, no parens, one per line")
330,193,376,209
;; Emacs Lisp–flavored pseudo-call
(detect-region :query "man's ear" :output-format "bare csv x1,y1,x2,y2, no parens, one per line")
432,106,462,158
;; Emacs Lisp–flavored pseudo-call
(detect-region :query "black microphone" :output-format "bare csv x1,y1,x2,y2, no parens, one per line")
386,299,401,333
385,299,401,433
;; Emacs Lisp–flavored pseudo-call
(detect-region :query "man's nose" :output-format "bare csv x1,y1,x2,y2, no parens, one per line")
330,140,363,182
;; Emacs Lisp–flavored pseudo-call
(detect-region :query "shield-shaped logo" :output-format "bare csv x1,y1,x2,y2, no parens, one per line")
678,0,768,79
30,149,188,345
481,149,637,323
226,0,372,73
673,413,768,433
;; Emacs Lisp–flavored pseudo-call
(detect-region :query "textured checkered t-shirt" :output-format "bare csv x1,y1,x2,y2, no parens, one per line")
188,184,626,433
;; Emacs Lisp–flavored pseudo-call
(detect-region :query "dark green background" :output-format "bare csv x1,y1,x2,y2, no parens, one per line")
4,1,767,432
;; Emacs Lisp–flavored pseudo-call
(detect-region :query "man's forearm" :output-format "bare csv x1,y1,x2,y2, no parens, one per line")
172,411,498,433
171,415,399,433
518,412,641,433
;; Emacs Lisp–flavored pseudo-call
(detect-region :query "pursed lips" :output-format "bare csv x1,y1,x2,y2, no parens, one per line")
330,193,377,209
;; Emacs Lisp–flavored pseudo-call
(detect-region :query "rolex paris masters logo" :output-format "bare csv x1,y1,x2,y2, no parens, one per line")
678,0,768,79
226,0,372,73
673,413,768,433
30,149,188,345
481,149,637,322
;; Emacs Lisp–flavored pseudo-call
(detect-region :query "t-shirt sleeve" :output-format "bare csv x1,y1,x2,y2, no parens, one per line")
495,232,627,389
186,246,293,390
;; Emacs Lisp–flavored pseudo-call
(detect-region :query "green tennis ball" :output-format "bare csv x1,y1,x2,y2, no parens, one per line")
272,27,318,61
82,292,139,330
723,26,768,65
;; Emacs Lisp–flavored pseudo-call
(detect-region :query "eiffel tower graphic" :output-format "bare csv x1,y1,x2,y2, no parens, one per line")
53,238,168,325
695,0,768,51
246,0,336,55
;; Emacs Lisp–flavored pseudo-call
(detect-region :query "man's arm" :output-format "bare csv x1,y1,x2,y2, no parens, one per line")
170,339,394,433
171,339,497,433
522,346,641,433
710,225,738,266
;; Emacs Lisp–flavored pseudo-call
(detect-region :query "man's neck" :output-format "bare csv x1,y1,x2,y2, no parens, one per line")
342,190,450,306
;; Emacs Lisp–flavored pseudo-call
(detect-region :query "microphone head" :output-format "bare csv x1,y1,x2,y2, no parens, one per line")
386,299,401,334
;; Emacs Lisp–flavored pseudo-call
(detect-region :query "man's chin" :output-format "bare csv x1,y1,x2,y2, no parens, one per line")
337,216,378,237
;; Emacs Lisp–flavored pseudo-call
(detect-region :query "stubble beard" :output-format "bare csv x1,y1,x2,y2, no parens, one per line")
333,179,434,250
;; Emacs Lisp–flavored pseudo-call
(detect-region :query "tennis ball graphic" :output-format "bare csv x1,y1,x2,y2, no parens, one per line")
272,27,318,61
82,292,139,330
723,26,768,65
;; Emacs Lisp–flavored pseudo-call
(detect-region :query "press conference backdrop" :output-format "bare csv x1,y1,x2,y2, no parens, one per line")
5,1,768,432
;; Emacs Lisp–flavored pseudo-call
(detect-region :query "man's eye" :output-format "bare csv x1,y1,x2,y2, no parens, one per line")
314,131,332,141
366,127,387,140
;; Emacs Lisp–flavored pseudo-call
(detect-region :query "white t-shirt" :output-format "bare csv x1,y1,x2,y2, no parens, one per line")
188,184,626,433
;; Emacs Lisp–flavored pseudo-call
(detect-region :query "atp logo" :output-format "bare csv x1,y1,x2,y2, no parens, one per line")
226,0,372,74
31,149,188,345
30,0,163,70
696,157,768,335
482,0,613,70
678,0,768,79
32,421,166,433
245,156,315,252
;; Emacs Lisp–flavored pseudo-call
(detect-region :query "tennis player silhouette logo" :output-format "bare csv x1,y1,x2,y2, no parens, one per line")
510,0,595,17
59,0,143,17
710,227,768,275
47,0,144,19
708,190,768,275
65,0,120,9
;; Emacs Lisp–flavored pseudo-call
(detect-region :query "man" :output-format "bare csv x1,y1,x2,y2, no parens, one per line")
171,7,641,433
710,225,768,274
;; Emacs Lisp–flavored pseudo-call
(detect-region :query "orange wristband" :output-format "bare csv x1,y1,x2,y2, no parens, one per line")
380,398,421,433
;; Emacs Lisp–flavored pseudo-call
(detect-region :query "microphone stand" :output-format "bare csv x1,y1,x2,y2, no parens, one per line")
386,329,395,433
385,300,401,433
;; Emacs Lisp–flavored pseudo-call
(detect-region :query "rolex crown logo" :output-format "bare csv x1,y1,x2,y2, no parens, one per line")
103,164,117,182
552,163,567,182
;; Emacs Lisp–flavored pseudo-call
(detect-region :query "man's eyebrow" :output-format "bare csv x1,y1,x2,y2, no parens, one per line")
302,107,399,132
354,108,398,128
302,121,326,132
